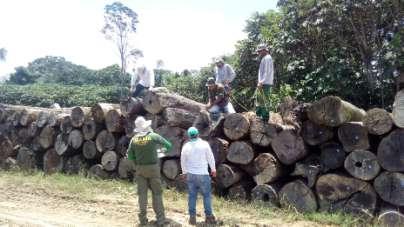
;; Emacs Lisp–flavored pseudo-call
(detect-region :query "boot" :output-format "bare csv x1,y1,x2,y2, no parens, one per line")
189,215,197,225
205,215,217,224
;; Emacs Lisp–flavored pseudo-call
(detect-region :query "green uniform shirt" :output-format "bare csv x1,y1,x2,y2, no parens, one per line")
127,132,172,165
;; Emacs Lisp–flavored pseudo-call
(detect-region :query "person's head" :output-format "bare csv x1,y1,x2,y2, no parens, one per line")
187,127,199,141
215,58,224,68
133,116,152,135
256,44,269,57
205,77,216,91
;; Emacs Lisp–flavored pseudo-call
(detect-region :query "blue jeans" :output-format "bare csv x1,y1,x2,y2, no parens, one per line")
208,102,235,121
186,173,213,216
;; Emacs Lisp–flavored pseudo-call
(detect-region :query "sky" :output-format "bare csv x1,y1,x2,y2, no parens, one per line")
0,0,278,79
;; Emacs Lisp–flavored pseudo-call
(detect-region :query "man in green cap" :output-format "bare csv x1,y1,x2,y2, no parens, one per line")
127,116,172,226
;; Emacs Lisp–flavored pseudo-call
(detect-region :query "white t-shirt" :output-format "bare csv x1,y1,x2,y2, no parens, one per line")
131,66,155,88
181,138,216,175
258,54,274,85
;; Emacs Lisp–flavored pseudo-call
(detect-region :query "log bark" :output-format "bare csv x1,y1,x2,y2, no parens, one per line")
88,164,109,180
63,155,87,174
43,148,63,174
55,133,72,156
227,141,254,165
16,146,36,171
291,156,321,188
58,114,73,134
271,129,307,165
17,127,32,145
228,181,254,201
307,96,366,127
253,153,283,185
120,97,145,117
70,106,90,128
377,129,404,172
216,164,243,188
91,103,120,124
163,107,197,129
392,89,404,128
162,159,181,180
208,137,229,166
155,126,184,157
122,116,136,138
279,180,318,213
19,109,39,126
28,121,39,138
116,136,130,157
378,210,404,227
101,150,118,171
249,113,283,147
0,136,16,163
251,184,280,207
118,158,135,179
68,129,83,150
338,122,370,152
95,130,116,153
82,140,101,160
363,108,393,135
316,174,377,217
344,150,380,181
37,111,50,128
320,142,346,172
38,126,55,149
82,117,102,140
374,172,404,206
301,120,334,146
193,110,211,138
142,88,206,114
223,113,250,140
105,108,124,133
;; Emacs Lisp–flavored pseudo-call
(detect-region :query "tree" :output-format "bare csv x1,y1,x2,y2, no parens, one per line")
7,67,38,85
0,48,7,62
102,2,139,88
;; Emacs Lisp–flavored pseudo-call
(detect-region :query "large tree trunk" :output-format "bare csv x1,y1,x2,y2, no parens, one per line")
28,121,39,138
301,120,334,146
116,136,130,157
192,110,211,138
163,107,198,129
70,106,90,128
118,157,135,179
120,97,145,118
0,136,16,166
55,133,72,156
82,140,101,160
58,114,73,134
82,117,103,140
68,129,83,150
223,113,250,140
291,156,321,188
392,89,404,128
16,146,36,171
377,129,404,172
63,155,87,174
279,180,318,213
105,108,124,133
374,172,404,206
251,184,280,207
319,142,346,172
344,150,380,181
338,122,370,152
88,164,109,179
38,126,55,149
91,103,120,124
253,153,283,185
307,96,366,127
249,113,283,147
208,137,229,166
43,148,63,174
162,159,181,180
228,181,255,201
155,126,184,157
19,109,39,126
142,88,206,114
226,141,255,165
96,130,116,153
363,108,393,135
378,210,404,227
101,150,118,171
316,174,377,217
271,129,307,165
216,164,243,188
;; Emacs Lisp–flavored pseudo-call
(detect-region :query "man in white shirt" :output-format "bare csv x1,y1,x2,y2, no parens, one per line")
180,127,217,225
255,44,274,121
214,58,235,87
131,63,155,97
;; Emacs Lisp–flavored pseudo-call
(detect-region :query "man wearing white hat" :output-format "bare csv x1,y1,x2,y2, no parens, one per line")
127,116,172,226
131,61,155,97
255,43,274,121
214,58,236,87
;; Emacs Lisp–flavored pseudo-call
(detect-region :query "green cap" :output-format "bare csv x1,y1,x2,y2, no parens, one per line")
187,127,199,138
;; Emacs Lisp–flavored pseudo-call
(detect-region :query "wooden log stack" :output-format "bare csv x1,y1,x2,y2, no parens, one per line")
1,89,404,221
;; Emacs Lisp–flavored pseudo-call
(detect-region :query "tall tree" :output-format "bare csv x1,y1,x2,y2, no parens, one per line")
0,48,7,62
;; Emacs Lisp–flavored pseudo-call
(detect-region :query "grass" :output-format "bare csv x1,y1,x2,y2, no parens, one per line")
0,170,370,226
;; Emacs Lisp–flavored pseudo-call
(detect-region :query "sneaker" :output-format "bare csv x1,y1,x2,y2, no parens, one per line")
205,215,217,224
189,215,197,225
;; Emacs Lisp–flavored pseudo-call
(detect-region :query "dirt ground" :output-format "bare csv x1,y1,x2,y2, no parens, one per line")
0,182,329,227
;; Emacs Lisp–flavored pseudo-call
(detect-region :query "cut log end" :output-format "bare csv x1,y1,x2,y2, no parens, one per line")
223,113,250,140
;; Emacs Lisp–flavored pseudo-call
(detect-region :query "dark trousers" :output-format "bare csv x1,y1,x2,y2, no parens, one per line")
132,84,149,97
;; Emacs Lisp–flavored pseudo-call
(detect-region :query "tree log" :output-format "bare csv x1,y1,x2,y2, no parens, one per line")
68,129,83,150
174,174,188,192
374,172,404,206
16,146,36,171
227,141,254,165
37,111,50,128
82,117,103,140
96,130,116,153
291,155,321,188
122,116,136,138
58,114,73,134
363,108,393,135
316,174,377,217
63,155,87,174
55,133,72,156
162,159,181,180
377,129,404,172
43,148,63,174
155,126,184,157
101,150,118,171
228,181,254,201
338,122,370,152
38,126,55,149
82,140,101,160
17,127,32,145
271,129,307,165
279,180,317,213
70,106,90,128
208,137,229,166
193,110,211,138
344,150,380,181
28,121,39,138
88,164,109,180
251,184,280,207
116,135,130,157
320,142,346,172
253,153,283,185
163,107,197,129
378,210,404,227
142,88,205,114
392,89,404,128
120,97,145,118
19,109,39,126
249,114,283,147
0,136,16,164
223,113,250,140
301,120,334,146
307,96,366,127
105,108,124,133
118,157,135,179
91,103,120,124
216,164,243,188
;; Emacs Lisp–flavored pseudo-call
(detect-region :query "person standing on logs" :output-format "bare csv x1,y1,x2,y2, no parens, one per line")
255,43,274,121
127,116,172,226
130,61,155,98
214,57,236,88
180,127,217,225
206,77,236,122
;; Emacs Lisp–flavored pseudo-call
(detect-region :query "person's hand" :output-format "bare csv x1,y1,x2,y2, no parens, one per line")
210,171,216,178
257,82,263,89
206,102,212,108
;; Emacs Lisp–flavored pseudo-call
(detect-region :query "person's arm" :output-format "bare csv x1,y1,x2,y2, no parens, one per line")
205,142,216,177
130,73,138,90
227,65,236,83
180,144,188,174
152,133,172,153
127,138,136,161
214,67,220,83
148,69,155,88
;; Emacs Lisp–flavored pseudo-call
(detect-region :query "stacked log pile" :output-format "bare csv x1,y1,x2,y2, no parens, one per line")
1,90,404,225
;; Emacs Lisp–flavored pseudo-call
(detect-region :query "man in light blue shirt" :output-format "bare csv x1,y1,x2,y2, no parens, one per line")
255,44,274,121
214,58,236,87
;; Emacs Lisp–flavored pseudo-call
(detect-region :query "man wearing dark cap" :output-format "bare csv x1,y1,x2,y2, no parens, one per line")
205,77,235,121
